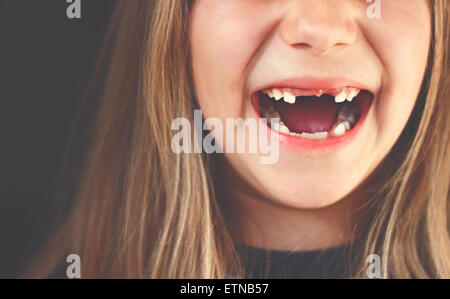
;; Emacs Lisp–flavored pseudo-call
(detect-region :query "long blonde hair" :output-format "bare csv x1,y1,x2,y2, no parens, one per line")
27,0,449,278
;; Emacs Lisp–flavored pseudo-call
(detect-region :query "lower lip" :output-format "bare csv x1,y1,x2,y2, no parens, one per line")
251,92,373,154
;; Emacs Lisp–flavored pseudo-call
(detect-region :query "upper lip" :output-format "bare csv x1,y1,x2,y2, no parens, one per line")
253,76,373,96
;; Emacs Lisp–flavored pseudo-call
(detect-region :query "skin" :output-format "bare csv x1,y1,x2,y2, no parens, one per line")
189,0,431,251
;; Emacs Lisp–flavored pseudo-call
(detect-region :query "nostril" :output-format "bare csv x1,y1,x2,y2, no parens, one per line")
293,43,312,50
287,32,352,56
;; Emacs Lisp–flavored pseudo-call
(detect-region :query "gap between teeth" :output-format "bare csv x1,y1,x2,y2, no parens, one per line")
263,88,360,104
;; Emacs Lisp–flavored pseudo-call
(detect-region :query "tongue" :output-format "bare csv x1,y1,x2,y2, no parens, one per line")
275,95,339,133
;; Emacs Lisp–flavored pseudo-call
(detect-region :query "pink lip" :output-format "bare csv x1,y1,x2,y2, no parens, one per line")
257,77,370,94
251,77,374,154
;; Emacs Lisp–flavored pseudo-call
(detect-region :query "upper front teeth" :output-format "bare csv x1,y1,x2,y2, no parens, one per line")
263,87,360,104
264,89,296,104
334,91,347,103
346,88,359,101
334,88,360,103
283,91,296,104
272,89,283,100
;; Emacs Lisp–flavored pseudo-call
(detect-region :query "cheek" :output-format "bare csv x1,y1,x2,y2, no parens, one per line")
363,1,431,141
189,0,279,118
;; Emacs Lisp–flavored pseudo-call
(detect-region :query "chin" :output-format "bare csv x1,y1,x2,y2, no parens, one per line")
261,174,358,209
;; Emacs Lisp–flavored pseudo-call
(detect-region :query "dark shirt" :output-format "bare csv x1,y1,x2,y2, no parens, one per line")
51,244,351,278
238,244,351,279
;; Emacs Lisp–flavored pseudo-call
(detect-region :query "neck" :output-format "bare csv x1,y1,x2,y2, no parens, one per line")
218,160,354,252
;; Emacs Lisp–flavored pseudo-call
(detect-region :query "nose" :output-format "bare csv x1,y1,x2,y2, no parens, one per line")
280,0,357,56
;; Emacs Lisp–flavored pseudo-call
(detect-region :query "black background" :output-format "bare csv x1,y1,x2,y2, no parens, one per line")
0,0,117,277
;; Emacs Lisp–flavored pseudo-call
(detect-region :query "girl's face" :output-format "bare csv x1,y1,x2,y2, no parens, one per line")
189,0,431,208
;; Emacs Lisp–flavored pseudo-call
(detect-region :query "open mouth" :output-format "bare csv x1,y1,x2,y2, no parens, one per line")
253,87,374,140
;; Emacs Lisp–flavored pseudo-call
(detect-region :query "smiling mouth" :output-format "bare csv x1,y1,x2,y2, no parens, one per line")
254,87,374,140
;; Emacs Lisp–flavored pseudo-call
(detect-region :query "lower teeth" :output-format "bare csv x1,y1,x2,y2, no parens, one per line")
272,120,329,140
296,131,328,140
261,103,359,139
330,120,351,137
